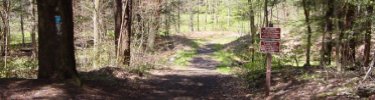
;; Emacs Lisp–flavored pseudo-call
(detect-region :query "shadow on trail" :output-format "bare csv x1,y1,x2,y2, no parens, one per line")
0,66,249,99
170,35,200,49
140,74,248,99
188,43,223,70
0,67,143,99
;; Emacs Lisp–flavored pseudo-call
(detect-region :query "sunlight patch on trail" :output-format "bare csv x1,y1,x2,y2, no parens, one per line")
169,31,243,74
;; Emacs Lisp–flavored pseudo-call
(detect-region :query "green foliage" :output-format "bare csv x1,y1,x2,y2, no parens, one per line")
216,65,232,74
237,53,267,88
10,32,32,45
0,57,38,78
213,50,235,65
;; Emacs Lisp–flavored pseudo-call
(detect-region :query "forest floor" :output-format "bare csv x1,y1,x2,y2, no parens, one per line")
0,31,251,99
0,31,371,99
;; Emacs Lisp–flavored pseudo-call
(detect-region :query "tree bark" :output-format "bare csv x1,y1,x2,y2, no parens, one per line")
336,2,345,72
190,3,195,32
93,0,100,68
146,0,161,51
29,0,38,58
115,0,132,66
342,4,356,69
249,0,256,62
0,0,10,57
36,0,80,84
321,0,334,67
93,0,100,47
364,1,373,67
197,1,200,31
1,0,10,76
177,0,181,33
20,2,25,47
302,0,312,66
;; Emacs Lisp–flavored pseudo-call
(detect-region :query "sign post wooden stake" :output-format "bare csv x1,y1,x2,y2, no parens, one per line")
260,26,280,96
266,53,272,96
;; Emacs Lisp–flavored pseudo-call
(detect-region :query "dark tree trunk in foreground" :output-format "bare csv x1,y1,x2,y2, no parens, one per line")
115,0,132,66
37,0,80,84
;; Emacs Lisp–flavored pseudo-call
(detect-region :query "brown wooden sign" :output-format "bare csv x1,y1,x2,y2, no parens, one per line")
261,27,281,39
260,40,280,53
260,27,281,53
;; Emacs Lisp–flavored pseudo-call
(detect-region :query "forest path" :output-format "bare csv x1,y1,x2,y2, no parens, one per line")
140,32,251,99
0,32,251,99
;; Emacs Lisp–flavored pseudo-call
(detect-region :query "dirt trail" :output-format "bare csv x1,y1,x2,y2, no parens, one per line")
139,32,250,99
0,32,251,99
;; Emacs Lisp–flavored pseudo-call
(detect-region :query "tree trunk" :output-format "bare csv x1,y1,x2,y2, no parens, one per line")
264,0,268,26
20,2,25,47
0,0,10,56
204,0,208,31
93,0,100,47
36,0,80,84
115,0,132,66
147,0,161,51
321,0,334,67
177,0,181,33
342,4,356,69
227,0,231,29
364,2,373,67
197,1,200,32
29,0,38,58
336,2,345,72
190,4,194,32
302,0,312,66
93,0,100,68
348,4,357,68
1,0,10,76
249,0,256,62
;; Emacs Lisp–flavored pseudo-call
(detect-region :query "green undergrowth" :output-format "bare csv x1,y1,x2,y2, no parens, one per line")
0,57,38,78
216,65,232,74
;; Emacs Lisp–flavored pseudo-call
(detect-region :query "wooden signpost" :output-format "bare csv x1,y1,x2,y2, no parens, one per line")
260,27,281,96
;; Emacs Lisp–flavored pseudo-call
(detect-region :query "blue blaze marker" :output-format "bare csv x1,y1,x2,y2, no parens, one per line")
55,16,62,35
55,16,62,24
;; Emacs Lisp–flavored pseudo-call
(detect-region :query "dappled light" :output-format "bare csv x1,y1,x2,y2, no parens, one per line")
0,0,374,99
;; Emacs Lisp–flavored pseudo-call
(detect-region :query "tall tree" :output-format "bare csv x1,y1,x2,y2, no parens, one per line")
335,0,345,71
93,0,100,47
249,0,257,62
36,0,80,84
115,0,132,66
302,0,312,66
1,0,10,73
0,0,10,56
189,1,195,32
29,0,37,58
321,0,334,67
364,0,373,67
93,0,100,68
20,1,25,47
177,0,181,33
196,0,200,31
146,0,161,51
